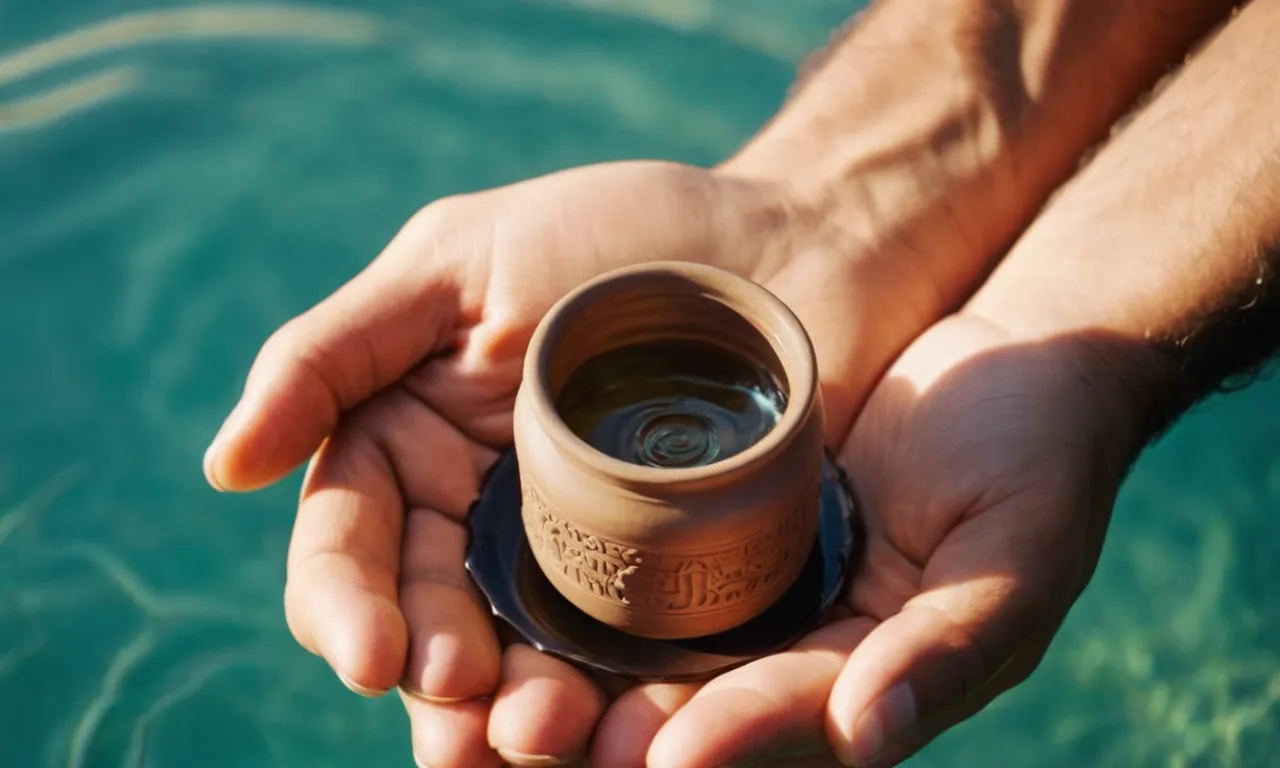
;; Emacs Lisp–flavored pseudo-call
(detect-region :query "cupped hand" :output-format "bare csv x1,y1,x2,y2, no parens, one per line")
202,160,938,767
624,316,1140,768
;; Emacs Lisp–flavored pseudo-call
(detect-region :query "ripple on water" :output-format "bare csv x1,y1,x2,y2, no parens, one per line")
0,4,385,132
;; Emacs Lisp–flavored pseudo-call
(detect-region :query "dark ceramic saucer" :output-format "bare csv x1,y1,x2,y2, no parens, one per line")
464,449,862,683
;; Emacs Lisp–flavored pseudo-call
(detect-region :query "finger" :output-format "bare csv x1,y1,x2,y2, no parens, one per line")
366,387,499,519
646,619,876,768
826,536,1062,767
399,508,501,702
368,390,501,700
590,683,700,768
400,346,522,447
399,689,503,768
488,645,606,766
205,203,473,491
283,415,408,695
283,389,495,696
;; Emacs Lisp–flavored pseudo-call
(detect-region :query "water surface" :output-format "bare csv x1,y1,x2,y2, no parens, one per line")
1,1,1276,766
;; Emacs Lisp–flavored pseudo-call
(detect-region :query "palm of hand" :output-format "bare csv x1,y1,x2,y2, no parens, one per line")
596,317,1121,768
205,163,1116,767
816,317,1119,766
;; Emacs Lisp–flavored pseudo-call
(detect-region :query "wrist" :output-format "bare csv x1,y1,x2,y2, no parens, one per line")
1056,331,1189,466
964,280,1200,464
963,0,1280,449
715,0,1025,319
973,311,1177,477
718,0,1238,327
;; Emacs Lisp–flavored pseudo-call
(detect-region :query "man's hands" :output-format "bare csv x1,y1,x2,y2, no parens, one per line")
202,160,944,767
199,0,1272,763
196,160,1165,768
825,317,1135,765
614,316,1141,768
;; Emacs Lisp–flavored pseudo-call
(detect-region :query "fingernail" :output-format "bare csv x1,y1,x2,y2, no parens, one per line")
494,748,572,767
412,752,431,768
398,679,477,705
203,400,249,491
338,670,389,699
838,682,916,767
400,687,471,705
202,430,229,491
203,378,267,491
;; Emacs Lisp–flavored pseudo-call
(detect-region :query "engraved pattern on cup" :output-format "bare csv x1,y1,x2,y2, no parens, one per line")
523,482,818,615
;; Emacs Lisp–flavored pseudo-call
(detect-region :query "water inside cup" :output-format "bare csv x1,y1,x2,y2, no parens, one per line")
555,339,787,468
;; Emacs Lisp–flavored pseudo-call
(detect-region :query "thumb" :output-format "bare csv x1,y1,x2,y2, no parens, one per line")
825,581,1054,767
204,206,472,491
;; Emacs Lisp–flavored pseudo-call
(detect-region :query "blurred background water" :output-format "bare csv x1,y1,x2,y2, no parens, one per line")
0,1,1276,766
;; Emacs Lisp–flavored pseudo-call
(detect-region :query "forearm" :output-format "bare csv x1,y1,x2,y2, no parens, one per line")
721,0,1239,316
967,0,1280,448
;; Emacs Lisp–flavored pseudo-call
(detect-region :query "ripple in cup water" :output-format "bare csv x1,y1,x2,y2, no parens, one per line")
555,339,787,469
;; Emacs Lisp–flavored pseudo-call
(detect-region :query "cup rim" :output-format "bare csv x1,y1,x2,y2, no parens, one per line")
522,261,819,489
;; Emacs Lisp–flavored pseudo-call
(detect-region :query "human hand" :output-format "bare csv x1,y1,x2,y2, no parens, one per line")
202,160,944,767
663,0,1280,758
614,315,1144,768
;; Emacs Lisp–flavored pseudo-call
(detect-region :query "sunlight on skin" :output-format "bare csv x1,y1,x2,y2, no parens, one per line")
5,4,1273,766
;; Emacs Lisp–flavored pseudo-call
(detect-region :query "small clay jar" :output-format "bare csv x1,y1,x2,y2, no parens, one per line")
512,261,825,640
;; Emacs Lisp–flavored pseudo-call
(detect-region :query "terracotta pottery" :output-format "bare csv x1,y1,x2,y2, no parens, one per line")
464,448,860,681
512,261,825,639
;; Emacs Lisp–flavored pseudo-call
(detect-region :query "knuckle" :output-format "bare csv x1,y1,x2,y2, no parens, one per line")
411,652,498,702
399,565,473,594
301,424,393,495
396,195,485,288
909,604,998,704
255,315,306,366
255,316,341,397
406,194,468,235
282,578,319,655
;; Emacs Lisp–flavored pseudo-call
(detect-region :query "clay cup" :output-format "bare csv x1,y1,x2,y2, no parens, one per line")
512,261,825,640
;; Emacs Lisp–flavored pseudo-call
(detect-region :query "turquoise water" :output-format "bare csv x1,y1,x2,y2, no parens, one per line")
1,1,1276,766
